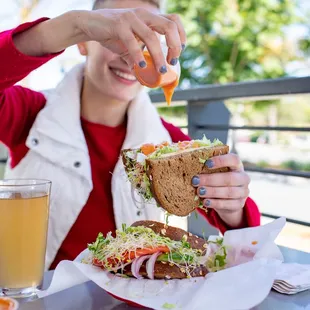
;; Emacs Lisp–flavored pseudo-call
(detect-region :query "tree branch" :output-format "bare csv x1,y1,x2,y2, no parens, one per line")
229,40,239,69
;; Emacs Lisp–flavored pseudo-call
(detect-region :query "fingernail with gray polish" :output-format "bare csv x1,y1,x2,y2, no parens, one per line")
204,200,211,207
139,61,147,68
181,44,186,51
199,187,206,196
192,176,200,186
170,58,178,66
159,65,167,74
205,159,214,168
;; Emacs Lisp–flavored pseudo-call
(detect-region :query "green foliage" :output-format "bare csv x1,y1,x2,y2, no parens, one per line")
161,0,310,135
157,105,186,117
245,159,310,172
250,131,266,142
282,160,310,172
277,97,310,126
257,160,269,168
299,38,310,56
168,0,299,86
298,9,310,57
234,95,310,127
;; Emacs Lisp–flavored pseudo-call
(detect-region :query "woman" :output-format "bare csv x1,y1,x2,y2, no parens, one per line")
0,0,260,270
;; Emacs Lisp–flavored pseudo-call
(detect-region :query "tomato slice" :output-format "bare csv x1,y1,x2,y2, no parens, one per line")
178,141,191,149
127,246,170,260
93,257,120,269
92,246,170,268
92,257,104,267
141,144,156,155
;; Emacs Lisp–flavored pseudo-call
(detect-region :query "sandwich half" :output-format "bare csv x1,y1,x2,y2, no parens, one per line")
87,220,227,279
122,136,229,216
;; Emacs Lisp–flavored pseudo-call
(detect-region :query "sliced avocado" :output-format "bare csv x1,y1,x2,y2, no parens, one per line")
157,253,194,263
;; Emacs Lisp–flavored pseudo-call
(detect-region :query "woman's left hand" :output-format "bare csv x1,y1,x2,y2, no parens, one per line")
191,153,250,228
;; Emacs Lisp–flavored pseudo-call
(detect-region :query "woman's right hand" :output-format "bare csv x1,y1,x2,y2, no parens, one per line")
77,9,186,71
13,9,186,72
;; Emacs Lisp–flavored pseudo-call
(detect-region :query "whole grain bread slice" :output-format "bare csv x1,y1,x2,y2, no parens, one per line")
131,220,207,253
123,261,208,279
146,145,229,216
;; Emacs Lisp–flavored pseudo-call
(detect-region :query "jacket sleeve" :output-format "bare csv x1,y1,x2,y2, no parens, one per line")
197,197,261,234
161,118,261,232
0,18,63,148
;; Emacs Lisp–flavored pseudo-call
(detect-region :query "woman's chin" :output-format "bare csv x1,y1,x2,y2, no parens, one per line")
106,85,141,103
104,91,138,103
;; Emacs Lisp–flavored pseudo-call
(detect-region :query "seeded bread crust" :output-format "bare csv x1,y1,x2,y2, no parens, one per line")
123,261,208,279
131,220,207,253
146,145,229,216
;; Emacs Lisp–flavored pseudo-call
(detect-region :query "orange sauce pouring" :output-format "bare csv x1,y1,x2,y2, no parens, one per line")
134,51,179,105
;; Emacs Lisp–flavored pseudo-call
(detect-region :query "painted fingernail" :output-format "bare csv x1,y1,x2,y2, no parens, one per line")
199,187,207,196
170,58,178,66
181,44,186,51
205,159,214,168
159,65,167,74
139,61,147,68
204,200,211,207
191,176,200,186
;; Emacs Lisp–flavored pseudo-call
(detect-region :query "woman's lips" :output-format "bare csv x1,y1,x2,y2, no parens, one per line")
110,67,137,85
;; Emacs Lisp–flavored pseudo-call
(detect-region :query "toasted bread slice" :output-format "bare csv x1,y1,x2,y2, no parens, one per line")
122,261,208,279
132,220,207,253
146,145,229,216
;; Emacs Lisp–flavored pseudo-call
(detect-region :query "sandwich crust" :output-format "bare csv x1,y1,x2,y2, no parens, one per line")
146,145,229,216
131,220,207,253
122,261,208,279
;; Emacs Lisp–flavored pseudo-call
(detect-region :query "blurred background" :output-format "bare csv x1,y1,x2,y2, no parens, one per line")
0,0,309,252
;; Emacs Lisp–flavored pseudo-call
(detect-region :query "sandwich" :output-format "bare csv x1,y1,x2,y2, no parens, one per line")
121,136,229,216
87,220,227,280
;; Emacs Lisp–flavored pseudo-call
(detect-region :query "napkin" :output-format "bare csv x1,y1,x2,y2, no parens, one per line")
273,263,310,294
39,218,306,310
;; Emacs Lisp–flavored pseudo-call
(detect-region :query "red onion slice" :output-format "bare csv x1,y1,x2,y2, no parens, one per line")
146,252,162,280
131,255,151,279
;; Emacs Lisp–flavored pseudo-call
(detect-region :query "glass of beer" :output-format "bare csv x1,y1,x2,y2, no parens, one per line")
0,179,51,299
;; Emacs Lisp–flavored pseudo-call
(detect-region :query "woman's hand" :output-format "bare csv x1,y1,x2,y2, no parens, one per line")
78,9,186,69
13,9,186,70
192,153,250,228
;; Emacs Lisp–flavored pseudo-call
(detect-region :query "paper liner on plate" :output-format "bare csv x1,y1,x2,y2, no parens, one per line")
38,218,286,310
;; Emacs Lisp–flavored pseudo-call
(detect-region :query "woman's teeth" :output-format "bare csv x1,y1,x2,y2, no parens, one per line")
112,69,137,81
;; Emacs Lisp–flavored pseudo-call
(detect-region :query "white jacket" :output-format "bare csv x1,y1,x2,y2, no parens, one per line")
5,64,188,269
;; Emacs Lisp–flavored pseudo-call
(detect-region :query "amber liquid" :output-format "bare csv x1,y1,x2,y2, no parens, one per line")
0,195,49,289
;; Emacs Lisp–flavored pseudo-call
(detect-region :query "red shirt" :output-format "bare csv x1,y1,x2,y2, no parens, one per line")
0,19,260,270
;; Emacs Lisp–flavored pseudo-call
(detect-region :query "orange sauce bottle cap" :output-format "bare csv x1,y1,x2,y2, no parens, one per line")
133,41,181,105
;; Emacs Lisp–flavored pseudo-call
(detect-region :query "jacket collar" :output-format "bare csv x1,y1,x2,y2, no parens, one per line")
38,63,170,151
26,63,171,183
